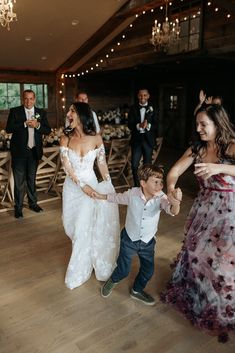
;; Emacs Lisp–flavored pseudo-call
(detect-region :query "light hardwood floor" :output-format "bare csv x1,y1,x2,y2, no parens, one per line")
1,145,235,353
1,190,235,353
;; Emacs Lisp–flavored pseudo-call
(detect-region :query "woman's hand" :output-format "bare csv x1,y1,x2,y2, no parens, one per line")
168,188,182,206
81,185,97,197
199,90,206,104
172,187,182,201
205,96,213,104
194,163,222,179
92,191,107,200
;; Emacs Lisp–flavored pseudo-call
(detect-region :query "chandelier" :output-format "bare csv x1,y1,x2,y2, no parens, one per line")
0,0,17,31
150,0,180,52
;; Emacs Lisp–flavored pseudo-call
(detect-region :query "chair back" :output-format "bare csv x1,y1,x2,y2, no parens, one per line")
152,137,163,164
107,138,131,189
0,151,13,209
36,147,61,198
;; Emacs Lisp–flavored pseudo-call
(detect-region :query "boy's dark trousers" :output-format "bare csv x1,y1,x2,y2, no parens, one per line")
111,228,155,292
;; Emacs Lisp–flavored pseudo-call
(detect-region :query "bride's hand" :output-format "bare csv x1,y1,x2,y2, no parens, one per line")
81,185,97,197
92,192,107,200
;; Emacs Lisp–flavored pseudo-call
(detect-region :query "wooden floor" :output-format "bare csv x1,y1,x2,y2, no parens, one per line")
1,145,235,353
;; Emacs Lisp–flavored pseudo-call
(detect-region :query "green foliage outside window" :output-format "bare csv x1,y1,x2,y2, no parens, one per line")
0,83,48,110
0,83,21,109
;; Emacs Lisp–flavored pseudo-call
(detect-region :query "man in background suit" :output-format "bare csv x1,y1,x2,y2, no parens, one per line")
128,88,158,186
6,89,51,218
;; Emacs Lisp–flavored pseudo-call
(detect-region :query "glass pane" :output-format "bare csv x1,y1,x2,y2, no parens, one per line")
7,83,20,96
36,96,43,108
190,17,200,35
180,21,189,37
8,96,21,108
0,83,7,96
189,33,199,50
23,83,31,90
179,36,189,51
36,84,43,96
0,96,7,109
44,85,48,108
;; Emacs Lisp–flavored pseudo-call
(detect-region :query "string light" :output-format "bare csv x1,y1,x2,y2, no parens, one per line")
62,1,232,79
59,74,66,112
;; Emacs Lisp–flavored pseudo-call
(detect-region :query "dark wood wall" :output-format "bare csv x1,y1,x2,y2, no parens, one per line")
70,57,235,150
62,0,235,150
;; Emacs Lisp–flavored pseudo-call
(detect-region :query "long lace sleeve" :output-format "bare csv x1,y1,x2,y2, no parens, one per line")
60,146,80,185
96,144,111,181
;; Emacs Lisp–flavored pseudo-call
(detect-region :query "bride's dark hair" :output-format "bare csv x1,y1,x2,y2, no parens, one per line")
191,104,235,161
72,102,96,135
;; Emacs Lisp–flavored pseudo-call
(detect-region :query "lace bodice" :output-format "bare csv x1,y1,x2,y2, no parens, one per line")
60,144,110,186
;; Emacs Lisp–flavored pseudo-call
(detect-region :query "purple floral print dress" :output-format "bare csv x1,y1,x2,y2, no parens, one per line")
162,160,235,342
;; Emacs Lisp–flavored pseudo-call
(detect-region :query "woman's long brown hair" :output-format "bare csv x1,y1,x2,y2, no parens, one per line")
191,104,235,162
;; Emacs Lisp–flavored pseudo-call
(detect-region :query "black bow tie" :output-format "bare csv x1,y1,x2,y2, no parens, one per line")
139,105,147,109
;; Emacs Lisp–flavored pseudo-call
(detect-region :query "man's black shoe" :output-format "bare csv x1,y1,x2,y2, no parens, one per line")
29,204,43,213
15,209,23,219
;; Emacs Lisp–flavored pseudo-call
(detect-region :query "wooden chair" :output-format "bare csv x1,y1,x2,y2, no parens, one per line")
0,151,13,211
46,157,66,196
35,146,61,201
152,137,163,164
107,138,131,189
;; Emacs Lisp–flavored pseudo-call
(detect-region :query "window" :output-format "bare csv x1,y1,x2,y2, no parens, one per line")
0,83,48,110
0,83,21,109
168,0,201,54
169,95,178,110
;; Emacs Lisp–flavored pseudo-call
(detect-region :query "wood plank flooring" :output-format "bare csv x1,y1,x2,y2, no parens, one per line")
1,191,235,353
0,143,235,353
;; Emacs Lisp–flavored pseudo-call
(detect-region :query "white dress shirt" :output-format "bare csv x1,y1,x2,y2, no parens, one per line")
25,107,35,148
107,187,174,243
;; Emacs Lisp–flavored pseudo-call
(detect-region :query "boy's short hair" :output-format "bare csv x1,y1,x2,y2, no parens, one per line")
137,164,164,182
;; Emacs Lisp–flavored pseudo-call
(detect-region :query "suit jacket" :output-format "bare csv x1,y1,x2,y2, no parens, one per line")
6,105,51,160
127,104,158,148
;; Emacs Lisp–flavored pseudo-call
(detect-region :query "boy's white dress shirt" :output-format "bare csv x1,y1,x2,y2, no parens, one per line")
107,187,174,243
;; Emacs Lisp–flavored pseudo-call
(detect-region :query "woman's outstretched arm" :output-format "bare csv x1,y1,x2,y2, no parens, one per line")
167,147,194,194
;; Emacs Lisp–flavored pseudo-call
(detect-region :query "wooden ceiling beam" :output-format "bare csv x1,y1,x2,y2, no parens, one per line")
116,0,164,16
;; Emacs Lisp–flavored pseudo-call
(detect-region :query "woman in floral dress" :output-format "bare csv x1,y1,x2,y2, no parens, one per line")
162,104,235,342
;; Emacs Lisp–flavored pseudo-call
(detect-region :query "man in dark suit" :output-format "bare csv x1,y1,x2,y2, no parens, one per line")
128,89,158,186
6,89,51,218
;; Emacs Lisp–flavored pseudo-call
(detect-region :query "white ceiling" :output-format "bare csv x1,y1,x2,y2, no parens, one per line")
0,0,128,72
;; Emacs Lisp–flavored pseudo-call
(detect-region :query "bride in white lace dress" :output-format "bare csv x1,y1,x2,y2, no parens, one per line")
60,102,120,289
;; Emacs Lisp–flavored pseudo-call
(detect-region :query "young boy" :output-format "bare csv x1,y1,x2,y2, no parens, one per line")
94,164,182,305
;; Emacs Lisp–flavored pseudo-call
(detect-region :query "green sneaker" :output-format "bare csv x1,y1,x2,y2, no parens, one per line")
101,278,118,298
130,289,156,306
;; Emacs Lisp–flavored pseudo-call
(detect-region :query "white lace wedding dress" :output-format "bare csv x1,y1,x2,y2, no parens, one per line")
60,144,120,289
